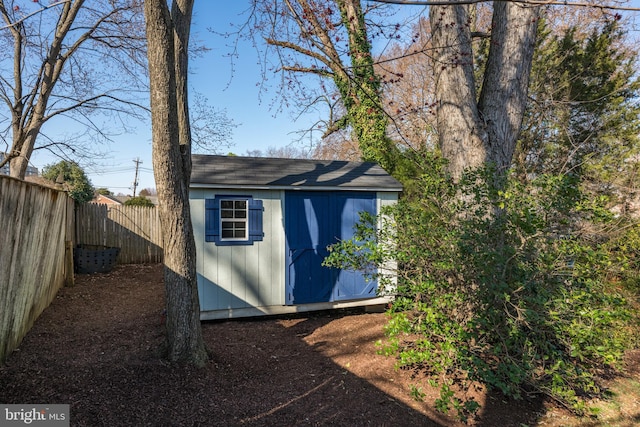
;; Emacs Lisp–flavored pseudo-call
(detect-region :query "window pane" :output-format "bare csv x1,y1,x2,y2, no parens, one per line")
219,198,250,241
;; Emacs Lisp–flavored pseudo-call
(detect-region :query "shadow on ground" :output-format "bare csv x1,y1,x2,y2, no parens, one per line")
0,264,612,426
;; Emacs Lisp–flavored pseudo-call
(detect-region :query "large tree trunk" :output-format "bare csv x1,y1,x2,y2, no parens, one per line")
144,0,207,366
430,2,540,181
478,1,539,176
171,0,193,159
430,3,488,180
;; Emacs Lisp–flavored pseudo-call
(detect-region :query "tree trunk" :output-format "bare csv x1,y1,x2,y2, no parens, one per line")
171,0,193,157
478,1,540,176
8,133,36,178
144,0,207,366
8,116,44,178
430,3,487,180
430,2,540,181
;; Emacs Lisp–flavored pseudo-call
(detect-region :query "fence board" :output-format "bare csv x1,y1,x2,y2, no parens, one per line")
0,176,73,364
1,180,163,364
75,204,163,264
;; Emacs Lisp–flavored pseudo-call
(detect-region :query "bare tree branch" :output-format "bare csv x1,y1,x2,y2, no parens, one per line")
266,37,337,71
0,0,148,178
371,0,640,11
42,93,150,122
0,0,71,30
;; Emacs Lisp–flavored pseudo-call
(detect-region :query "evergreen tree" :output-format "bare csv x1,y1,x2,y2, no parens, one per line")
517,20,640,197
42,161,94,204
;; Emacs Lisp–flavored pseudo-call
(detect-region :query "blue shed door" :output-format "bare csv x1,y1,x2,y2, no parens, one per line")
285,191,377,305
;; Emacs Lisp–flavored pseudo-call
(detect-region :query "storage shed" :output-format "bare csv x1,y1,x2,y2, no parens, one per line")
190,154,402,320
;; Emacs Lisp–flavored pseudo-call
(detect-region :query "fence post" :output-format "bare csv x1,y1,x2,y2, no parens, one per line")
64,240,75,287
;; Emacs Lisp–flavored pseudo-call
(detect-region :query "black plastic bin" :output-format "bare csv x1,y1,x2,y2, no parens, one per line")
74,244,120,274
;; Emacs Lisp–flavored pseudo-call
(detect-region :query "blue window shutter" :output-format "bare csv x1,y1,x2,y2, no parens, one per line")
248,198,264,242
205,198,220,242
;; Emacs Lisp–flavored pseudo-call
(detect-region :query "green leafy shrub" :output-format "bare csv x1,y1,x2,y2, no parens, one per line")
123,196,155,207
324,153,637,421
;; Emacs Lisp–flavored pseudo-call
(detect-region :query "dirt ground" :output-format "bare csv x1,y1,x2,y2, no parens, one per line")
1,264,638,426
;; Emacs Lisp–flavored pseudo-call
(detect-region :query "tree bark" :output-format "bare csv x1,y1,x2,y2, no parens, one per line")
430,3,487,180
144,0,207,366
478,1,539,176
171,0,193,157
430,1,540,181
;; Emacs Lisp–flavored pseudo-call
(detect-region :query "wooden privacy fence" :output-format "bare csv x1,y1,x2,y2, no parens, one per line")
0,176,74,364
75,204,163,264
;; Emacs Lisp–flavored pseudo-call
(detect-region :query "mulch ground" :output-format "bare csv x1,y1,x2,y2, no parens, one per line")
1,264,638,426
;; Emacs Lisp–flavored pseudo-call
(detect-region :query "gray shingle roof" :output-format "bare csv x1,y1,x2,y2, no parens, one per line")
191,155,402,191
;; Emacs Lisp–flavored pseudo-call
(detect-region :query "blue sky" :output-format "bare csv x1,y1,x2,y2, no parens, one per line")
32,2,324,194
28,1,640,195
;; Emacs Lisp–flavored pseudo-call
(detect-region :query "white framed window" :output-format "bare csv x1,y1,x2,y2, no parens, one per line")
220,199,248,241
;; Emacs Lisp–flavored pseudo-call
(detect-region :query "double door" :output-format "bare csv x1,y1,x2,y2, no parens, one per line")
285,191,377,305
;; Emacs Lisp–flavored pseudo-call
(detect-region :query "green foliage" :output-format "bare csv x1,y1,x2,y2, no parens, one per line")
324,152,638,421
409,384,426,402
328,2,400,173
42,160,94,203
518,19,640,191
123,196,155,207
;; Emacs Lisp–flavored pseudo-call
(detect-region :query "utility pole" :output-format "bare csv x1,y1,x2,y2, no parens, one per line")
132,157,142,196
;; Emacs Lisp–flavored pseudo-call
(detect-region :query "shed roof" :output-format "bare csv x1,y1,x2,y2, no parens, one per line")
191,155,402,192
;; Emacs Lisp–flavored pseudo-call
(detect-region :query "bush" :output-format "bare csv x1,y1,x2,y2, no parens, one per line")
325,153,637,421
123,196,155,207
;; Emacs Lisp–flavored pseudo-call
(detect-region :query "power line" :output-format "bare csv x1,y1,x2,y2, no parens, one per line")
90,167,153,175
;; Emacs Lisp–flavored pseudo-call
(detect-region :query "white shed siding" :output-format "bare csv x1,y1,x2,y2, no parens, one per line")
190,189,285,312
377,192,398,294
377,191,397,209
